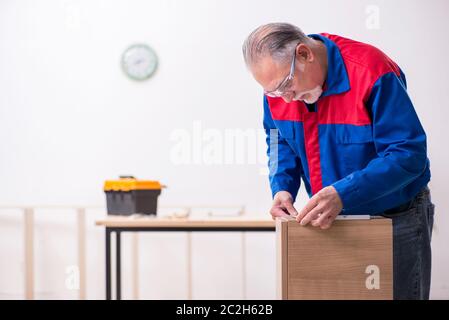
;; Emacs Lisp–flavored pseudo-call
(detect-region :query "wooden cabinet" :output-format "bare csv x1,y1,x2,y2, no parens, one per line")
276,217,393,300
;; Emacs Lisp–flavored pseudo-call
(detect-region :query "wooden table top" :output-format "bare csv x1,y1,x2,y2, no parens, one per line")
95,215,276,229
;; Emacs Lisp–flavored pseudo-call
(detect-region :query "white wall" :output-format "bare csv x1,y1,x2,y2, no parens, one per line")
0,0,448,299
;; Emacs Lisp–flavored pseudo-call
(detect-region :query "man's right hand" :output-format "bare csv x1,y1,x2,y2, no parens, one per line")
269,191,299,220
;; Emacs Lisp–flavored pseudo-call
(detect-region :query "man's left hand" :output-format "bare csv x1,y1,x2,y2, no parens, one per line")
296,186,343,229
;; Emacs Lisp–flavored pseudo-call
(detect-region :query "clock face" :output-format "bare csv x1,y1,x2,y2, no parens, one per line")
121,44,158,81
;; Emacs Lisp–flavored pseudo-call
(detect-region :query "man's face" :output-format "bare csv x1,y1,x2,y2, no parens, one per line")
250,44,324,104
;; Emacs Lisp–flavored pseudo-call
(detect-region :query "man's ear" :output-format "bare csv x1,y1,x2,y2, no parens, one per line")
296,44,314,63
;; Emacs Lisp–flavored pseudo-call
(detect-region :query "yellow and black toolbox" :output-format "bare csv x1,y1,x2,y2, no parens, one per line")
103,176,164,215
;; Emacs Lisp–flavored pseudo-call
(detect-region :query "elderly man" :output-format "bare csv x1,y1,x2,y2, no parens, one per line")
243,23,434,299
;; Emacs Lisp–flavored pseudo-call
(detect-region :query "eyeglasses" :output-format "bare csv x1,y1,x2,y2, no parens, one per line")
264,44,299,98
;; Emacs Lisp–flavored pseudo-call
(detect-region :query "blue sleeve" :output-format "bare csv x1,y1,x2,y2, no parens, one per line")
263,95,302,201
332,71,428,209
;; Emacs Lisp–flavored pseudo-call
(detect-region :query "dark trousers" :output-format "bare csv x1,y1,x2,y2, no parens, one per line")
382,186,435,300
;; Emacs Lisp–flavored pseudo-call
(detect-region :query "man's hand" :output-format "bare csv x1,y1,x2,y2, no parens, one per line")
270,191,299,220
296,186,343,229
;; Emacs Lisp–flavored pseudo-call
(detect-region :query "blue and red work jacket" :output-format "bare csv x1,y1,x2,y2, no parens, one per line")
264,33,430,215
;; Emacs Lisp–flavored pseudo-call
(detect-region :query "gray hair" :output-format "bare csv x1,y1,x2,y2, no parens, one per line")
242,23,310,67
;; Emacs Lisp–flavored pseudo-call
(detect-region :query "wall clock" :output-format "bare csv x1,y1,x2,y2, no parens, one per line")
121,43,158,81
